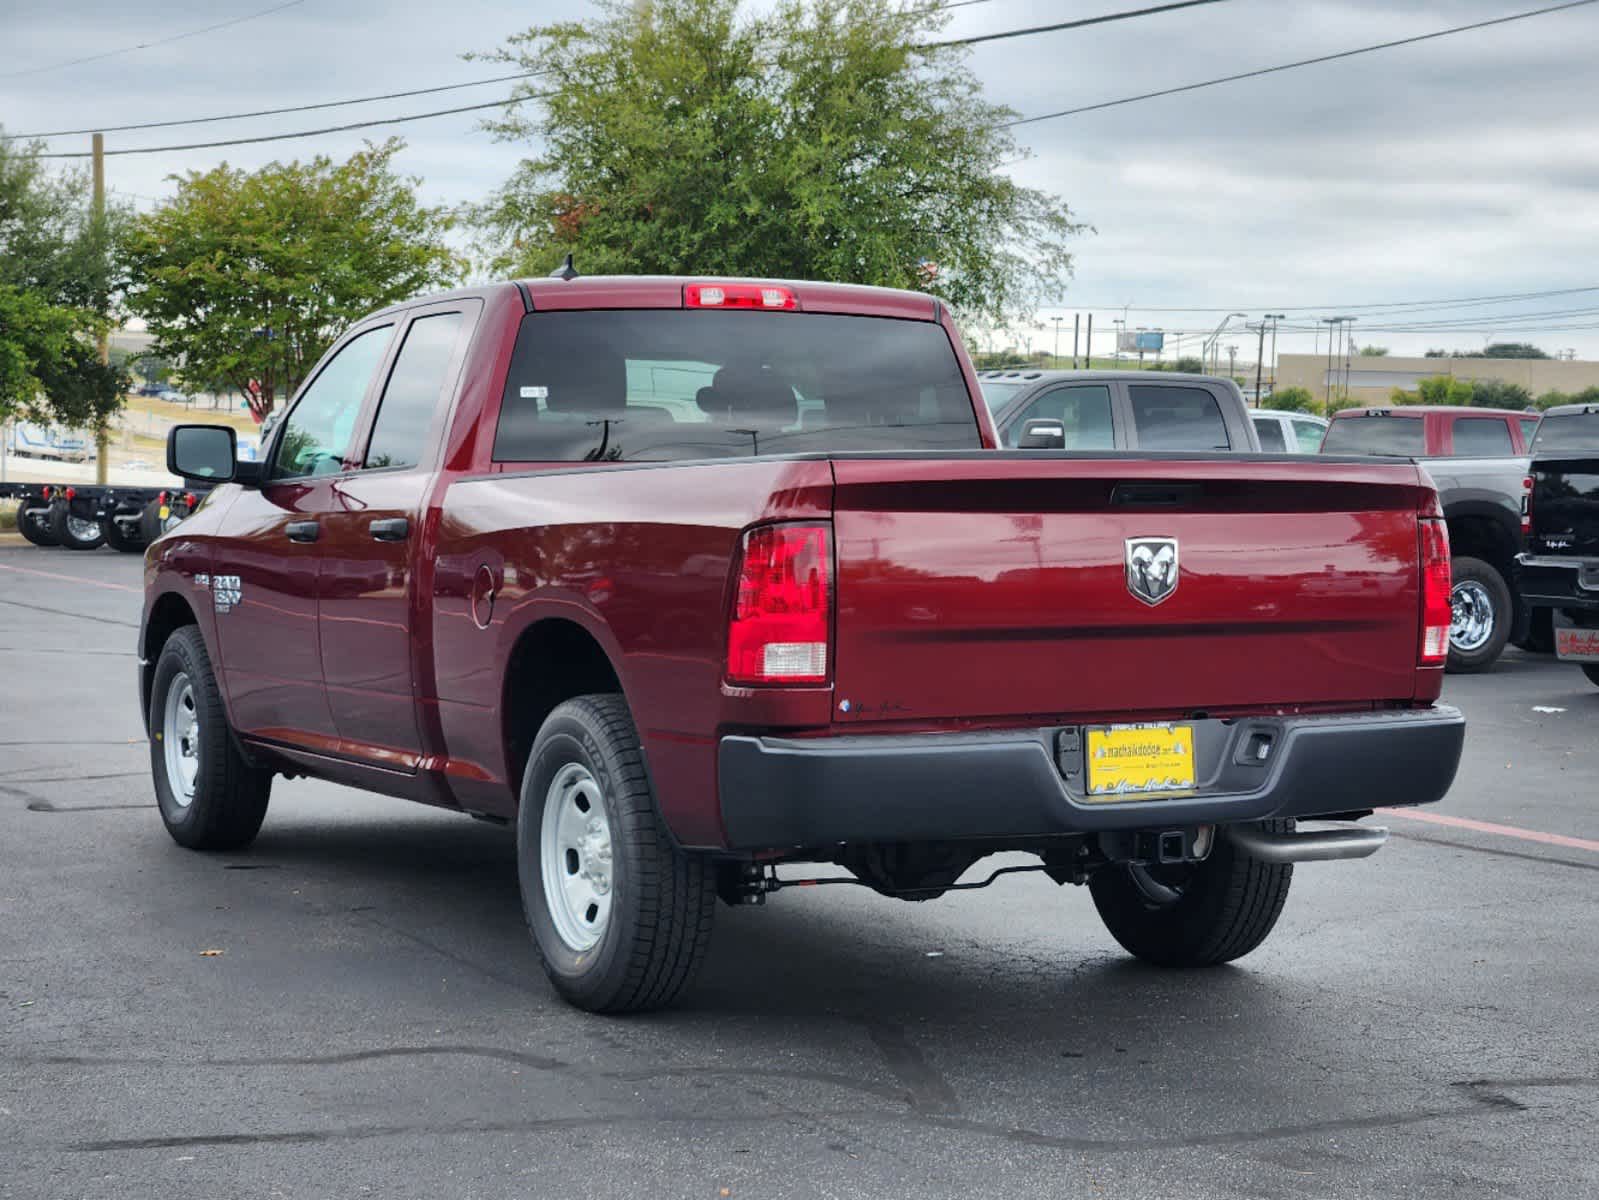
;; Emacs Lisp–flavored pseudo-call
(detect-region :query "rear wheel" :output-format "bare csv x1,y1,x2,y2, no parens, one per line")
1089,821,1293,966
517,694,716,1013
48,501,105,551
102,511,148,554
14,501,57,547
149,626,272,850
1446,556,1511,673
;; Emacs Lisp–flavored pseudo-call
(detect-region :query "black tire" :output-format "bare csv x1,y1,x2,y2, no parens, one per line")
47,501,105,551
1089,821,1293,967
14,501,58,547
1583,665,1599,689
139,498,164,544
102,510,149,554
516,694,716,1013
148,625,271,851
1511,606,1555,655
1445,555,1512,674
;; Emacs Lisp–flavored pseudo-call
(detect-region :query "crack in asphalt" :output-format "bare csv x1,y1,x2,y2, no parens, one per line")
0,596,138,627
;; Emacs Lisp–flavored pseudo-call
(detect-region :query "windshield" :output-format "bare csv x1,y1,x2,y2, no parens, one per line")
1320,415,1425,457
979,381,1025,410
1530,412,1599,455
493,310,980,462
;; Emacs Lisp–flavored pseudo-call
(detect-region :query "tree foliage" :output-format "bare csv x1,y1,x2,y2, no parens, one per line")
1481,342,1549,360
1357,345,1389,357
1534,385,1599,411
1464,378,1532,410
473,0,1084,326
1262,386,1315,412
0,133,127,429
122,140,463,420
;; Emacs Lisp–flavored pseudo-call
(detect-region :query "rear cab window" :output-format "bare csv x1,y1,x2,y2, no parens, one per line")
1530,411,1599,455
492,310,979,461
1320,415,1425,457
1450,416,1514,457
1128,384,1230,450
1290,419,1326,452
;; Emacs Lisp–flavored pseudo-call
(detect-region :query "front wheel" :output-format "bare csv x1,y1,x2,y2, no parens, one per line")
1446,556,1511,674
1089,821,1293,966
517,694,716,1013
48,501,105,551
149,626,272,850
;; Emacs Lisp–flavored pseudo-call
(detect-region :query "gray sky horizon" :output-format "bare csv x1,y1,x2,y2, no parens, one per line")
5,0,1599,365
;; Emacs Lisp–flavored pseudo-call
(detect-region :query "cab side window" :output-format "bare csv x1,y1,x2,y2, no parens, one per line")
1005,384,1114,449
1452,416,1513,457
1252,416,1286,452
1128,384,1231,450
268,326,392,481
364,313,464,470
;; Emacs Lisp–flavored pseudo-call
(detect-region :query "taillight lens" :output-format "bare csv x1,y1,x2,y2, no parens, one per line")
1521,475,1533,537
1419,517,1452,666
686,282,798,311
726,523,831,685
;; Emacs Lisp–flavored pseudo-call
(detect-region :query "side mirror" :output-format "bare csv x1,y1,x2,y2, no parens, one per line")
1018,419,1067,450
167,424,237,482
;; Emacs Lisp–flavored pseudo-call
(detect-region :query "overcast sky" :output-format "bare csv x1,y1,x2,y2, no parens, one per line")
5,0,1599,363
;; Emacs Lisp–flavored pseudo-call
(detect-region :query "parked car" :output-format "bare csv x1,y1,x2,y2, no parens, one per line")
1515,403,1599,685
1321,405,1535,672
144,275,1463,1013
1248,409,1326,453
978,370,1260,451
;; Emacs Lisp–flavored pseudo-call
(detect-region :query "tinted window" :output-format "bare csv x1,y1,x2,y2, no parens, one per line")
364,313,463,470
1129,385,1230,450
1252,416,1286,452
1531,412,1599,454
1290,419,1327,453
1519,416,1540,447
1320,415,1425,456
1452,417,1513,457
1005,384,1114,449
493,311,979,461
980,381,1025,410
270,326,391,480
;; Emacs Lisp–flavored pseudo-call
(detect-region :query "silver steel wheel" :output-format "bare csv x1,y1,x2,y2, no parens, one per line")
1450,580,1496,653
540,762,614,952
66,514,101,541
162,672,200,805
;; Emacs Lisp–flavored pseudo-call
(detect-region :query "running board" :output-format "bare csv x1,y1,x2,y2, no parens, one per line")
1226,821,1387,863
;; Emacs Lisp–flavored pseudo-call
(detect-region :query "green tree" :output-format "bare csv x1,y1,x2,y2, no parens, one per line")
0,133,128,430
1263,386,1315,412
473,0,1084,326
1395,375,1474,406
1536,385,1599,410
1481,342,1548,359
122,139,463,421
1358,345,1389,356
1464,378,1532,409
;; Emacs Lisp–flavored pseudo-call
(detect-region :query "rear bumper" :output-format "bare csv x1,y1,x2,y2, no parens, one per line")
1516,554,1599,611
717,706,1465,850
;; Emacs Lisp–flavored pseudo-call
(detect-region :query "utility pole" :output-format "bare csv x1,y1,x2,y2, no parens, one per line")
1085,314,1093,367
1052,316,1063,368
1266,313,1284,396
1321,318,1338,414
1072,314,1080,369
92,133,109,485
1113,318,1124,366
1227,344,1237,380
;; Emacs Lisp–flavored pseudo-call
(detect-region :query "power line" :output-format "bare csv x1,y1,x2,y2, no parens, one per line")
1005,0,1599,126
4,71,552,141
1051,286,1599,314
35,95,542,159
0,0,306,81
927,0,1228,48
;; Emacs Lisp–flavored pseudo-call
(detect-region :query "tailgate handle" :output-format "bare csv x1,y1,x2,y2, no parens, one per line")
1111,482,1201,507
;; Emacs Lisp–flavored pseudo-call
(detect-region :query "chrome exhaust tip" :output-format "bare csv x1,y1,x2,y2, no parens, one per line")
1225,821,1388,864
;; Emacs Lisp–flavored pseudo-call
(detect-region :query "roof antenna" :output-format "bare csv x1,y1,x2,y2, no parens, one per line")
549,253,578,281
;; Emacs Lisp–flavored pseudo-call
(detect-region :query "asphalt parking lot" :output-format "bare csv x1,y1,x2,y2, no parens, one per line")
1,542,1596,1200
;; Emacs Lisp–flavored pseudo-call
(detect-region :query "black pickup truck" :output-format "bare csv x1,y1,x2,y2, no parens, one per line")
1517,404,1599,685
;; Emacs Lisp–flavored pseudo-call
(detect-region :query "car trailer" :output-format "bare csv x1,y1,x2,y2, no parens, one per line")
1,482,210,552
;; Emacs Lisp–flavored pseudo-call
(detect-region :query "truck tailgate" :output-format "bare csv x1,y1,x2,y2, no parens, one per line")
830,455,1427,724
1530,457,1599,556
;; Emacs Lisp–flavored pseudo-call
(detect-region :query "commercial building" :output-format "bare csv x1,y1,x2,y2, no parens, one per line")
1274,353,1599,407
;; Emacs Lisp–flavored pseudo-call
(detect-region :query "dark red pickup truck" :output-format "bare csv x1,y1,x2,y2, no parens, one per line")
142,275,1465,1011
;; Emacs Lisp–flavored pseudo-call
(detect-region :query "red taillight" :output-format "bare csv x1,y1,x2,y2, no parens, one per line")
64,486,76,501
42,486,53,500
1419,517,1452,666
157,491,168,505
1521,475,1533,537
726,523,831,685
184,491,197,508
685,282,798,311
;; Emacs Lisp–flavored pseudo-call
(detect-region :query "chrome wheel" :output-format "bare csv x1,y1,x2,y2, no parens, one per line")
540,762,614,952
161,672,200,805
1450,580,1495,653
66,514,101,541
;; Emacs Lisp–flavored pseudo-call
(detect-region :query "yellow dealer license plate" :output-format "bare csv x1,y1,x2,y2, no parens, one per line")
1086,724,1196,800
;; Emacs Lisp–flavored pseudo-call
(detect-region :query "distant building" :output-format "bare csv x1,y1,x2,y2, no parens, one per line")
1275,353,1599,406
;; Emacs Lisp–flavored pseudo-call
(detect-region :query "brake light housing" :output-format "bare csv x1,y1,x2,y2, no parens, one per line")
726,522,832,686
1521,475,1533,537
1419,516,1452,666
686,282,799,311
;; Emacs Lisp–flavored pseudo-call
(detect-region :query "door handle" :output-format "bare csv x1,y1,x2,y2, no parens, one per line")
369,517,410,542
285,520,320,543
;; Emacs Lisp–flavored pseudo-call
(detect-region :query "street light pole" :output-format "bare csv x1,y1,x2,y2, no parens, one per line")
1266,313,1285,396
1052,316,1064,368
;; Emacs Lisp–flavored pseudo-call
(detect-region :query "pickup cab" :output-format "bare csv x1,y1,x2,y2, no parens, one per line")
143,275,1465,1012
978,369,1260,452
1321,405,1536,672
1516,404,1599,685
